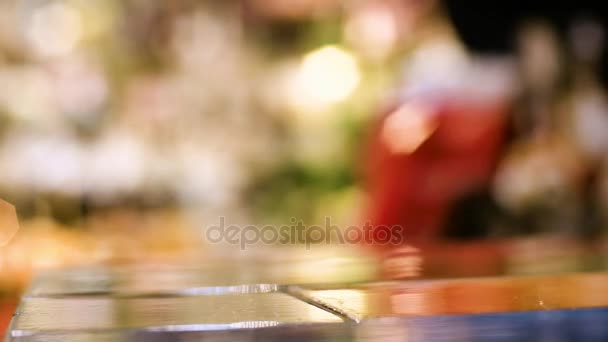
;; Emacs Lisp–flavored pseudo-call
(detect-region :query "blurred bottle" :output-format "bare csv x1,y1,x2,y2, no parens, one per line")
564,17,608,237
566,17,608,163
364,18,514,248
491,20,608,275
493,21,587,237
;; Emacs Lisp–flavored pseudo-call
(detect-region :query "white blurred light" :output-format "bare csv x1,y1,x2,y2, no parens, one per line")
289,46,360,110
573,93,608,158
0,66,57,123
175,144,243,207
53,56,108,119
26,2,83,58
85,130,146,200
345,5,398,60
0,133,84,195
401,40,469,98
381,103,438,154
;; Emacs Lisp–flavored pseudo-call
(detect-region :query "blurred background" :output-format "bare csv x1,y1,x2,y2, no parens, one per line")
2,0,608,329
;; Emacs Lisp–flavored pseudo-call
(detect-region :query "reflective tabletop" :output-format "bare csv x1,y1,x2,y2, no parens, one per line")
6,246,608,341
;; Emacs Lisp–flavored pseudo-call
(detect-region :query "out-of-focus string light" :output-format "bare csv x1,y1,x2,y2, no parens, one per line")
0,66,57,123
288,46,360,112
345,3,399,60
25,2,83,59
53,55,108,121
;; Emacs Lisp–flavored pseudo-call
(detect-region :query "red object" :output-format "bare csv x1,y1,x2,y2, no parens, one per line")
365,97,509,248
0,299,16,337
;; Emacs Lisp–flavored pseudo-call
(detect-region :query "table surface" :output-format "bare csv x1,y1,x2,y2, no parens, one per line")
6,246,608,341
